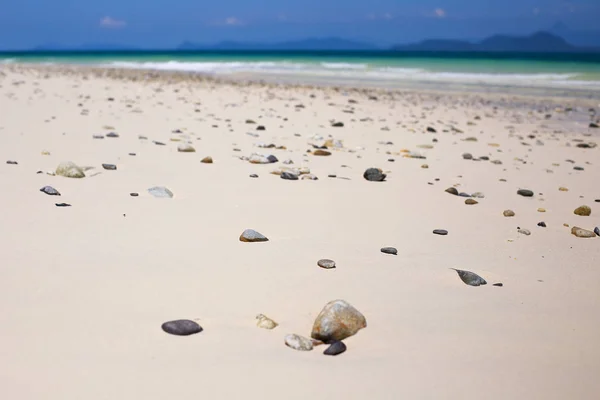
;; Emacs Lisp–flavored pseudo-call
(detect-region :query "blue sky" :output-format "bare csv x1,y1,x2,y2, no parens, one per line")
0,0,599,49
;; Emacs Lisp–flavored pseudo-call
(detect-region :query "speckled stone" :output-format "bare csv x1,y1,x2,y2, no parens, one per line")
239,229,269,242
451,268,487,286
311,300,367,343
161,319,203,336
317,259,336,269
571,226,596,238
503,210,515,217
256,314,278,330
574,205,591,216
284,334,313,351
40,185,60,196
363,168,386,182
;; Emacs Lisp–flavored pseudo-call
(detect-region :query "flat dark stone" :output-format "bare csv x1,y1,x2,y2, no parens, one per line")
102,163,117,170
537,221,547,227
92,135,105,139
493,283,504,287
433,229,448,235
106,132,119,138
55,203,71,207
445,187,458,195
388,159,395,162
328,174,337,178
324,341,347,356
595,227,600,237
249,174,259,178
317,259,336,269
153,141,166,146
381,247,397,255
426,127,437,133
281,172,299,180
458,192,471,197
363,168,386,182
129,153,136,156
517,189,534,197
256,125,266,131
6,160,18,164
590,122,599,128
574,166,584,171
130,192,139,197
479,156,490,161
451,268,487,286
161,319,203,336
40,185,61,196
267,155,278,163
332,122,344,127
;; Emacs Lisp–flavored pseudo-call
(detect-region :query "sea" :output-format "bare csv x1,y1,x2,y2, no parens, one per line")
1,50,600,96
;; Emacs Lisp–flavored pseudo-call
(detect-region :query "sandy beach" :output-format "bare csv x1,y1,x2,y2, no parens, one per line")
1,64,599,399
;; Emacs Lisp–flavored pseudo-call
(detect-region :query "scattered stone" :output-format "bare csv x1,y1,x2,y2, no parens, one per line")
284,334,313,351
426,127,437,133
471,192,485,198
574,205,591,216
317,259,336,269
239,229,269,242
256,125,266,131
201,156,213,164
324,341,347,356
595,227,600,236
40,186,60,196
161,319,203,336
493,283,504,287
153,141,166,146
328,174,337,178
421,164,429,169
571,226,596,238
503,210,515,217
518,228,531,236
433,229,448,235
590,122,599,128
465,199,478,205
56,161,85,178
55,203,71,207
517,189,534,197
381,247,397,255
281,172,299,180
102,163,117,170
559,187,568,192
249,174,259,178
246,119,256,124
311,300,367,343
537,208,546,213
574,166,584,171
462,153,473,160
313,149,331,156
459,193,471,198
451,269,487,286
177,143,196,152
92,135,104,139
445,187,458,195
106,132,119,138
331,122,344,127
363,168,386,182
538,221,547,227
148,186,174,198
6,160,18,164
256,314,278,330
130,193,139,197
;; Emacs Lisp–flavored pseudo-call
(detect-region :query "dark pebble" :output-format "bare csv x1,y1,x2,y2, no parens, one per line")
153,141,166,146
590,122,599,128
92,135,104,139
332,122,344,127
324,341,347,356
281,172,299,180
256,125,266,131
102,163,117,170
6,160,18,165
445,187,458,195
458,192,471,197
161,319,203,336
451,268,487,286
267,155,278,163
363,168,386,182
40,185,60,196
426,126,437,133
106,132,119,138
130,192,139,197
574,166,584,171
493,283,504,287
537,221,547,227
595,227,599,236
129,153,136,156
433,229,448,235
381,247,398,255
517,189,534,197
328,174,337,178
249,174,259,178
388,158,395,162
55,203,71,207
479,156,490,161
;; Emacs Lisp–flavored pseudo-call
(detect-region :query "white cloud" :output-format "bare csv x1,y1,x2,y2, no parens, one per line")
99,16,126,28
383,13,393,20
367,13,394,21
434,8,446,18
224,17,243,26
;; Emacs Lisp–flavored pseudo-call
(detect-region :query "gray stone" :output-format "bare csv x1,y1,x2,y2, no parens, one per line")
102,163,117,170
433,229,448,235
148,186,174,198
281,172,299,180
324,341,347,356
517,189,534,197
518,228,531,236
249,174,259,178
459,192,471,198
471,192,485,198
106,132,119,138
595,227,600,236
153,141,166,146
318,259,336,269
284,334,313,351
40,186,60,196
462,153,473,160
239,229,269,242
6,160,18,165
451,268,487,286
92,135,104,139
381,247,397,255
161,319,203,336
363,168,386,182
55,203,71,207
311,300,367,343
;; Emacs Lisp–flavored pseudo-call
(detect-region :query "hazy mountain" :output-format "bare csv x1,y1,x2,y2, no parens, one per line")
392,31,598,53
177,37,379,51
32,43,139,51
549,22,600,47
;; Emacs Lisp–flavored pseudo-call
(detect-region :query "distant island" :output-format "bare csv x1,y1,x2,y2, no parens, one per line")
391,31,598,53
177,37,379,51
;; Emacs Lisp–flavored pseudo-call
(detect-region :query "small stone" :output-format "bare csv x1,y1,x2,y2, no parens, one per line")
589,122,599,128
201,156,213,164
40,186,60,196
571,226,596,238
381,247,397,255
445,187,458,195
55,203,71,207
324,341,347,356
491,160,503,165
363,168,386,182
106,132,119,138
595,227,600,236
177,143,196,152
574,205,591,216
518,228,531,236
153,141,166,146
281,172,299,180
161,319,203,336
256,125,266,131
459,193,471,198
313,149,331,156
328,174,337,178
92,135,104,139
56,161,85,178
331,122,344,127
317,259,336,269
102,163,117,170
130,193,139,197
249,174,259,178
493,283,503,287
451,268,487,286
256,314,278,330
517,189,534,197
239,229,269,242
6,160,18,165
462,153,473,160
559,187,568,192
574,166,584,171
284,334,313,351
421,164,429,169
538,221,547,227
465,199,478,205
311,300,367,343
426,126,437,133
537,208,546,212
503,210,515,217
148,186,174,198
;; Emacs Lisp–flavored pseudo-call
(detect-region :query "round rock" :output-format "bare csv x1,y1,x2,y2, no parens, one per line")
324,341,347,356
503,210,515,217
574,205,591,216
363,168,386,182
433,229,448,235
161,319,203,336
317,259,336,269
284,334,313,351
381,247,397,255
517,189,534,197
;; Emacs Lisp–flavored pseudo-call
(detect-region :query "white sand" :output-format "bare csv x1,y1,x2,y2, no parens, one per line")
1,64,599,399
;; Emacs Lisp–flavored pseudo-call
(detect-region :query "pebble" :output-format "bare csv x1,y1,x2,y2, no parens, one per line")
465,199,478,205
363,168,386,182
574,205,591,216
517,189,534,197
56,161,85,178
102,163,117,170
281,172,299,180
331,122,344,127
256,125,266,131
284,334,313,351
313,149,331,156
462,153,473,160
201,156,213,164
381,247,398,255
324,341,347,356
537,208,546,212
177,143,196,152
445,187,458,195
161,319,203,336
538,221,547,227
153,141,166,146
574,166,584,171
493,283,504,287
311,300,367,343
459,192,471,197
130,192,139,197
503,210,515,217
433,229,448,235
40,185,60,196
239,229,269,242
147,186,174,198
427,126,437,133
317,259,336,269
518,228,531,236
6,160,18,165
595,227,600,236
451,268,487,286
55,203,71,207
106,132,119,138
92,134,104,139
559,187,568,192
256,314,278,330
571,226,596,238
471,192,485,198
249,174,259,178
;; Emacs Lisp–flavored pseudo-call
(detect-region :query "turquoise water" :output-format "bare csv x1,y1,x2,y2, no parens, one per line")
2,50,600,89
